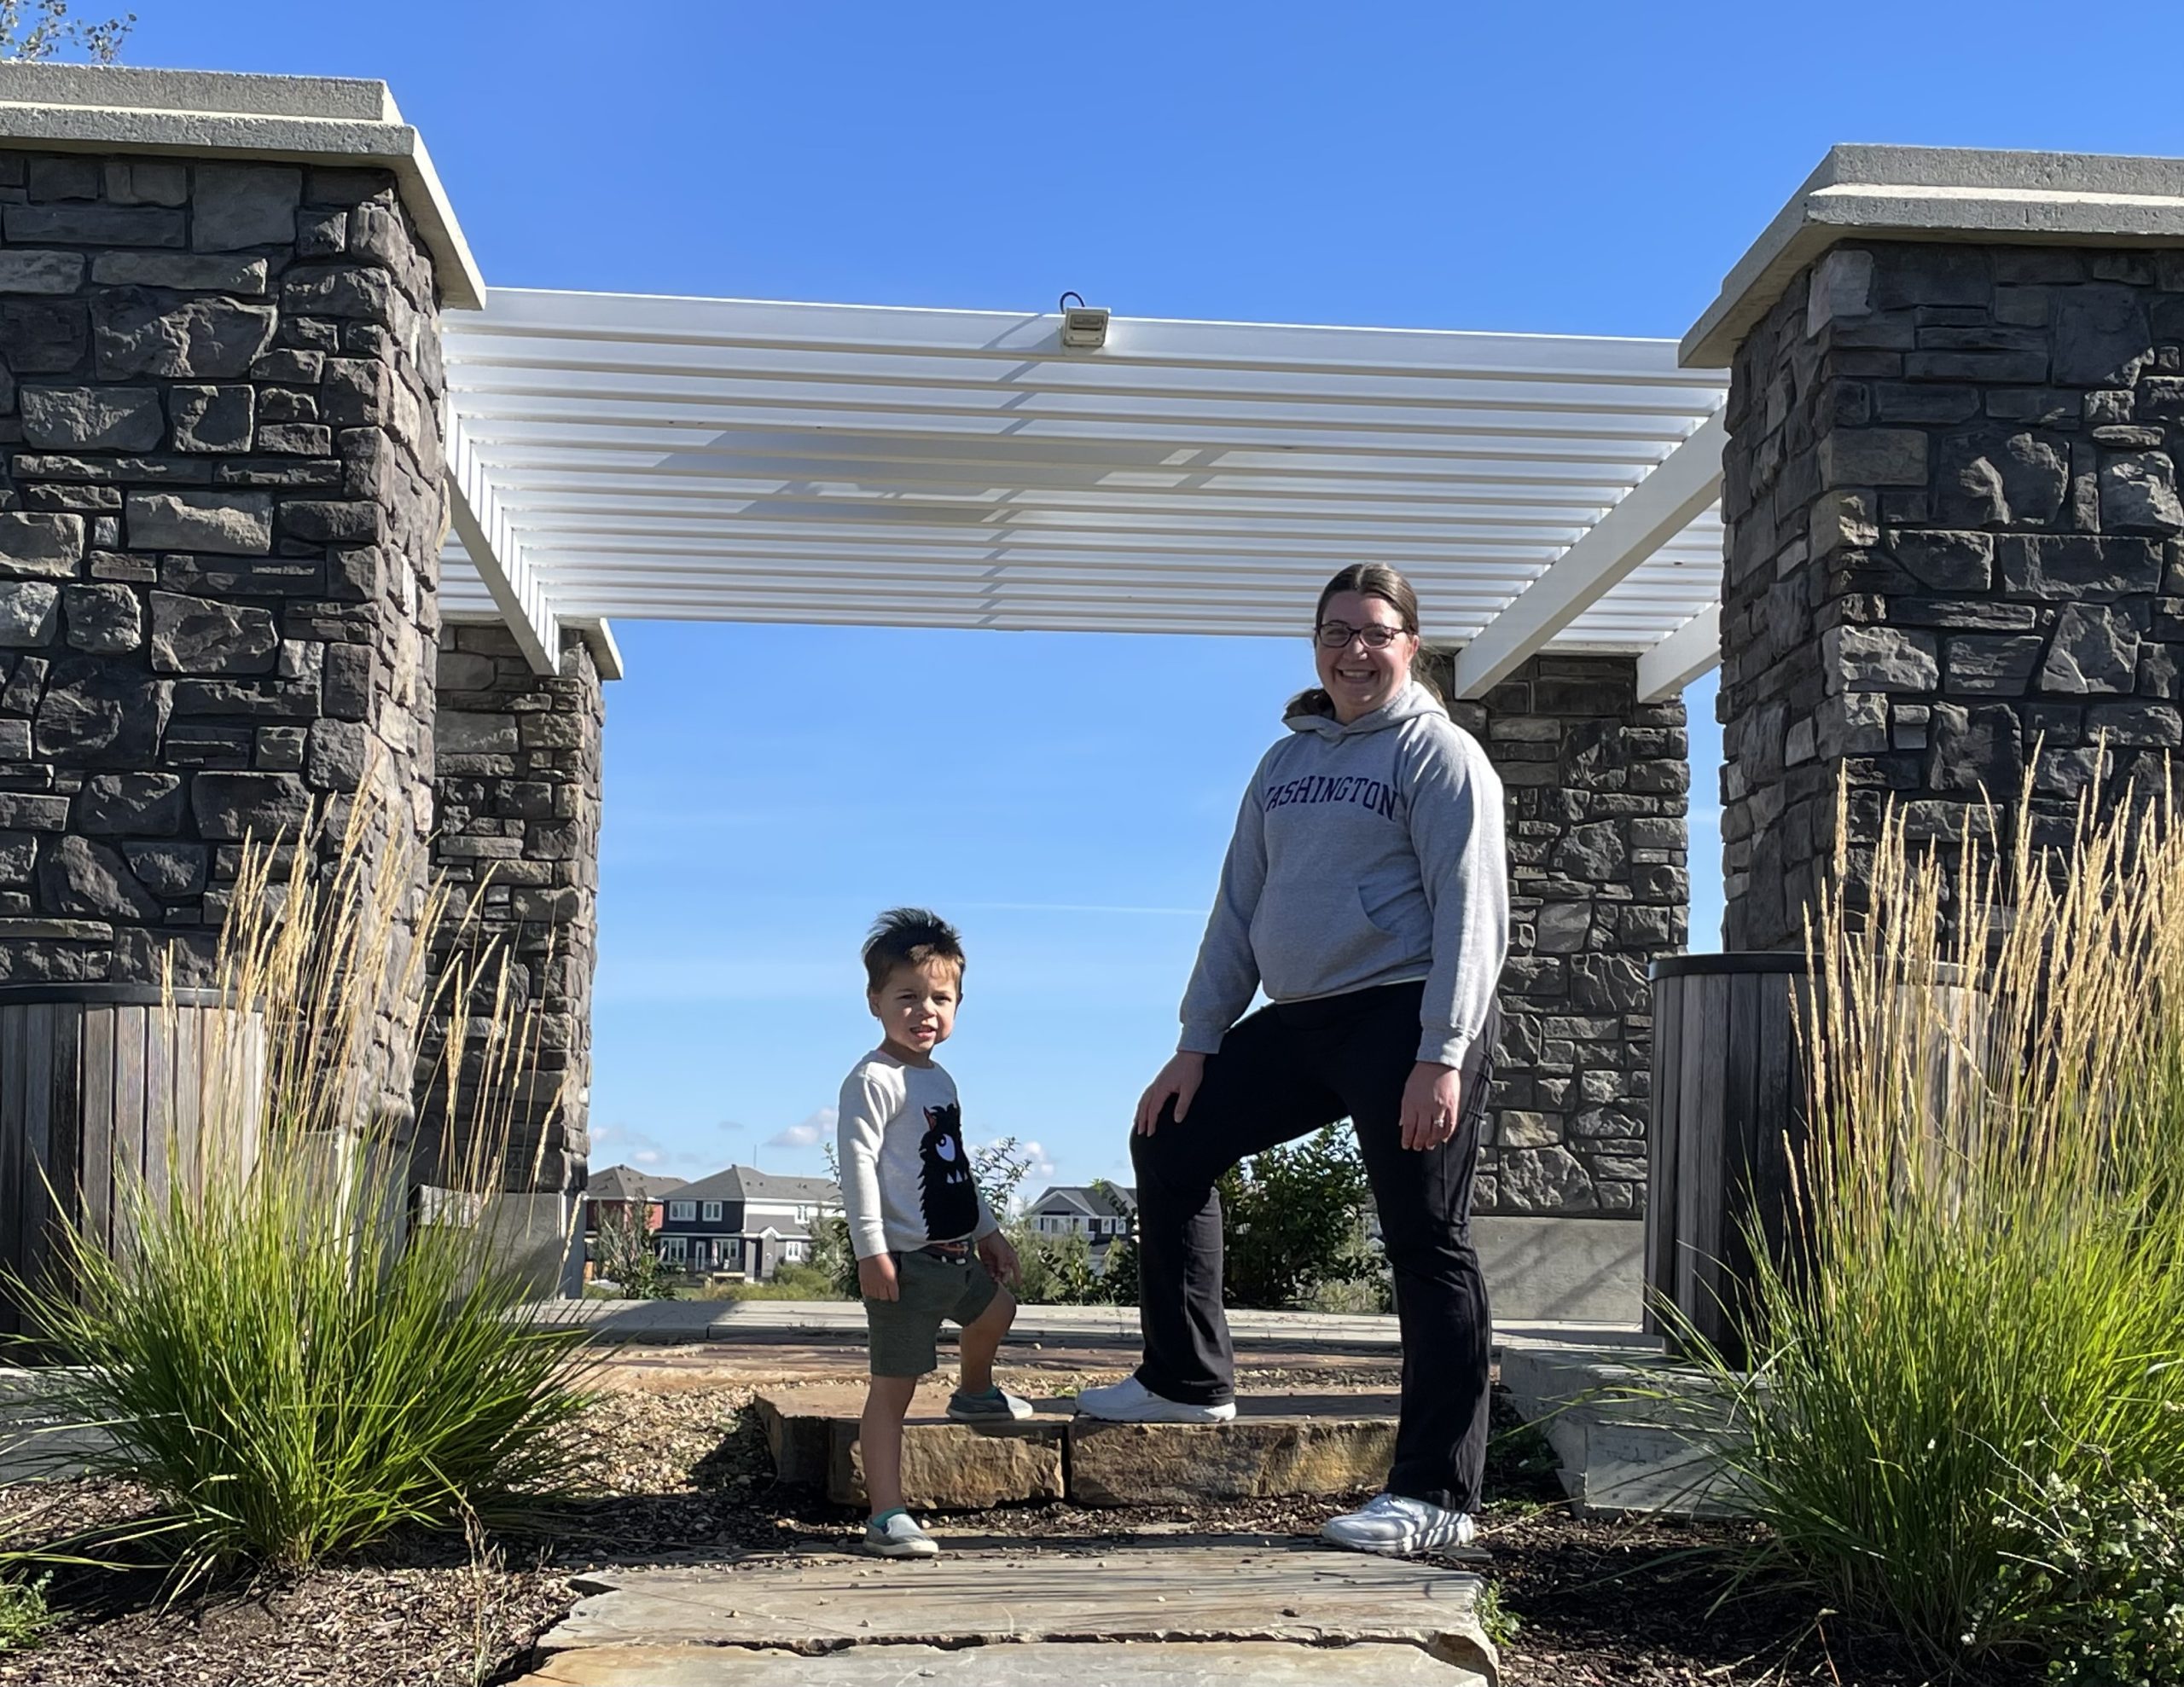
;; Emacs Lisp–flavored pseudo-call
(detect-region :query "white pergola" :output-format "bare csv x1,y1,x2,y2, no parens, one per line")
438,290,1729,701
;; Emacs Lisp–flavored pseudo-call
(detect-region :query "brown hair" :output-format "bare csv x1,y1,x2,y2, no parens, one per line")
1287,564,1443,717
863,907,965,994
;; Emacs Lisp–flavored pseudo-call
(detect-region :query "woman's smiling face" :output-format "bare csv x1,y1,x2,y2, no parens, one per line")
1314,588,1418,723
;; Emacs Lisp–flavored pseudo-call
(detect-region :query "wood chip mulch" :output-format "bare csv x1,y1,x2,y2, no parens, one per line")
0,1369,2032,1687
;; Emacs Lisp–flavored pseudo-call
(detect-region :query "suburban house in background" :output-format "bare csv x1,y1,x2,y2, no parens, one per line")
654,1166,845,1280
581,1165,683,1237
1025,1184,1138,1271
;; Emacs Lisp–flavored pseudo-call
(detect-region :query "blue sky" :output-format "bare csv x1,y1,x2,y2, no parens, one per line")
134,2,2184,1191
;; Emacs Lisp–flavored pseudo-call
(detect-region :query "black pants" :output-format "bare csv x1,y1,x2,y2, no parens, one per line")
1130,980,1498,1513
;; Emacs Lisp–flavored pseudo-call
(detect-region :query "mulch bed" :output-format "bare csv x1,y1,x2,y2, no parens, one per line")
0,1363,2029,1687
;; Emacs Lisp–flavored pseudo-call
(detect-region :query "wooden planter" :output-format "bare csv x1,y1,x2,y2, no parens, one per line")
0,985,265,1336
1643,954,1810,1364
1646,953,1987,1365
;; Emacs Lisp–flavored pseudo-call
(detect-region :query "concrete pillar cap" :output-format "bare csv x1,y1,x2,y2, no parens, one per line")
1682,143,2184,370
0,62,483,307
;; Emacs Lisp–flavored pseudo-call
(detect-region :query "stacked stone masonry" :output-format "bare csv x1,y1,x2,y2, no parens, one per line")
1431,652,1689,1219
418,623,602,1198
0,148,445,1122
1720,241,2184,949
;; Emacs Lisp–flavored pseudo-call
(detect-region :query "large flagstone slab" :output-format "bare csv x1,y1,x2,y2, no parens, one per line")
753,1383,1067,1507
514,1639,1489,1685
754,1383,1401,1508
1067,1402,1398,1507
538,1545,1497,1682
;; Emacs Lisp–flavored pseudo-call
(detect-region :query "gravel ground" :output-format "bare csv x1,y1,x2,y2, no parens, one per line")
0,1361,2022,1687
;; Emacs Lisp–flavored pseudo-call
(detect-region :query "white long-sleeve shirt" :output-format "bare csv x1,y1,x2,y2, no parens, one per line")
836,1049,1000,1259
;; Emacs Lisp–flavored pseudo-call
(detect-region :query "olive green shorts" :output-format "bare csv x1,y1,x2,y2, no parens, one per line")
863,1246,1002,1377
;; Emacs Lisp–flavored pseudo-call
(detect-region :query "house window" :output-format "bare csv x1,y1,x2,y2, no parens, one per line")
796,1203,813,1222
662,1235,687,1263
669,1201,695,1222
703,1201,723,1222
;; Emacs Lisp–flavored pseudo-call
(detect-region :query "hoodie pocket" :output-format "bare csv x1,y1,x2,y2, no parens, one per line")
1359,876,1429,939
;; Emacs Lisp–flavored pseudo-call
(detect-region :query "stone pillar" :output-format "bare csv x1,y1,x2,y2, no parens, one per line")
1435,654,1689,1223
1688,148,2184,950
417,623,606,1294
0,68,482,1131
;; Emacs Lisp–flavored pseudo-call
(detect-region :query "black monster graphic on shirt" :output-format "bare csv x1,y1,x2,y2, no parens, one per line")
918,1101,980,1240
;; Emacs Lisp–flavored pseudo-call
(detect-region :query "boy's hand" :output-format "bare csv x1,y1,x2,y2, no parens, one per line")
858,1253,900,1301
977,1231,1020,1290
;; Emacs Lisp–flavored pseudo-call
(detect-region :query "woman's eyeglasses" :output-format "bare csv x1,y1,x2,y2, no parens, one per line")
1314,622,1409,650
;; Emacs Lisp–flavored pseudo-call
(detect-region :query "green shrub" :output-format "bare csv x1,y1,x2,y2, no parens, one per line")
1995,1473,2184,1687
1217,1127,1375,1309
1304,1274,1393,1315
1680,780,2184,1667
0,1574,50,1653
590,1203,670,1300
9,786,597,1586
767,1260,846,1298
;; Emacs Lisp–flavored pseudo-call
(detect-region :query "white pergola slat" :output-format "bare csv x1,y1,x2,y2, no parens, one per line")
439,290,1728,683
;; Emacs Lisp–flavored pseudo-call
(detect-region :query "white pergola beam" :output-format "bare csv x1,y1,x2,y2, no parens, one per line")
439,293,1734,657
444,414,561,675
1449,412,1726,699
1637,606,1722,700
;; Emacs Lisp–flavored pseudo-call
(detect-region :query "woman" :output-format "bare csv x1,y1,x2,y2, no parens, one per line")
1075,563,1508,1559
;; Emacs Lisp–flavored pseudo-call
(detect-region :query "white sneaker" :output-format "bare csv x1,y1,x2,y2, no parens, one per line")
1072,1375,1237,1423
1320,1493,1477,1557
863,1511,940,1558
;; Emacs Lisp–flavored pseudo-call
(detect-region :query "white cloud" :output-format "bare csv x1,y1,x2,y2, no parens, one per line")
1014,1139,1059,1184
768,1106,836,1149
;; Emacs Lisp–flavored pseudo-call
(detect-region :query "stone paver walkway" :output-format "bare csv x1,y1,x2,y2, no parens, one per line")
516,1638,1482,1684
516,1544,1496,1686
546,1296,1655,1356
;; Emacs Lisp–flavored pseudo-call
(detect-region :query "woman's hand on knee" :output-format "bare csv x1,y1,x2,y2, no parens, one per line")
1135,1051,1206,1135
1399,1060,1462,1151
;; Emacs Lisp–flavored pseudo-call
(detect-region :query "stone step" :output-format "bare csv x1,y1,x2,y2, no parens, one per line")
0,1367,111,1482
533,1545,1497,1684
513,1639,1490,1685
753,1383,1402,1509
1496,1336,1745,1517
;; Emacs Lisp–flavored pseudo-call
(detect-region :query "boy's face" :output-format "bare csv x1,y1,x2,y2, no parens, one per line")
868,958,960,1061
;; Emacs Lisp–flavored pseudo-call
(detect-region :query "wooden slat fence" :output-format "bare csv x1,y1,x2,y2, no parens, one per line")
0,986,264,1338
1644,955,1812,1365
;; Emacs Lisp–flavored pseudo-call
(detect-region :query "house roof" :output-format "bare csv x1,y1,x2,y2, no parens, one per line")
669,1164,844,1207
585,1163,682,1203
1028,1183,1138,1219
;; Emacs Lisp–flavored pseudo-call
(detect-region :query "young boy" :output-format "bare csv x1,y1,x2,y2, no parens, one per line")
837,907,1027,1558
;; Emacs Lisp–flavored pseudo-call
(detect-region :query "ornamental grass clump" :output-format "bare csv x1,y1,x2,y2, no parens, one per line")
11,785,595,1586
1683,772,2184,1671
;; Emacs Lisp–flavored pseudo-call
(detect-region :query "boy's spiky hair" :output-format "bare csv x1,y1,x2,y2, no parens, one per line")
863,907,966,994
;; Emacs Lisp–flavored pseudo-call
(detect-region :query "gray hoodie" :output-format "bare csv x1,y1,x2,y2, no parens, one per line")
1179,681,1508,1068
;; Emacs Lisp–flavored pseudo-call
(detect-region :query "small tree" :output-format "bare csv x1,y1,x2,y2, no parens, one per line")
808,1209,858,1297
0,1,133,62
590,1203,668,1300
1217,1125,1374,1309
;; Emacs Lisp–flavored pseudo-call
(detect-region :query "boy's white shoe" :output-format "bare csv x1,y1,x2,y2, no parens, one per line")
1072,1375,1237,1423
863,1510,940,1558
1319,1493,1476,1557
